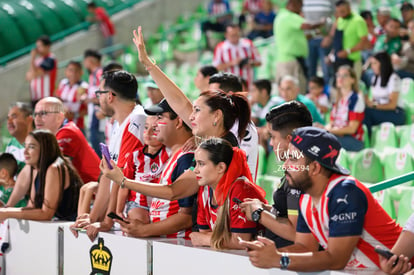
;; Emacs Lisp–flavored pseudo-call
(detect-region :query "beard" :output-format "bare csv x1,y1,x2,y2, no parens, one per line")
285,171,312,192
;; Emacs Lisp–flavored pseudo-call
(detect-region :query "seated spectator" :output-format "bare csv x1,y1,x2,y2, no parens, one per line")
0,153,26,207
306,76,330,116
5,102,33,174
194,66,218,93
241,101,312,248
239,127,401,271
56,61,88,132
364,51,405,137
189,138,266,249
379,213,414,274
239,0,263,29
360,10,377,49
392,19,414,79
142,81,164,108
250,79,283,127
375,7,391,37
0,130,81,221
326,65,365,151
116,115,170,222
400,2,414,40
247,0,276,40
374,18,402,55
201,0,233,48
278,75,325,125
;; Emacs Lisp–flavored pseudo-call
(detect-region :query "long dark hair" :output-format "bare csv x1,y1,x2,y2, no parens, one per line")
29,130,81,219
372,51,394,88
199,138,233,168
200,90,250,140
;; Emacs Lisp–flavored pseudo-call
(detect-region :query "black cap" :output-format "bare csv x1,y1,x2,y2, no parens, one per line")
290,127,350,175
144,99,176,116
401,2,414,11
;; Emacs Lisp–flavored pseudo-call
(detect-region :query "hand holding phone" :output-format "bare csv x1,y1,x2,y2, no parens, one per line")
107,212,129,224
100,143,113,169
375,247,399,267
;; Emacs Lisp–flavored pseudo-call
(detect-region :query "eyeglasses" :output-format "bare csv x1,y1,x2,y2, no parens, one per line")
336,73,350,79
95,90,116,98
33,111,60,118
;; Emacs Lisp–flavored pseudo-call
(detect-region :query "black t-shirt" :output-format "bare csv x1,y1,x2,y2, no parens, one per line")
264,176,301,248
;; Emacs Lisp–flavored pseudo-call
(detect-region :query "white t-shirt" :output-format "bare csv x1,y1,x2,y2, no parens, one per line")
404,213,414,233
371,73,403,108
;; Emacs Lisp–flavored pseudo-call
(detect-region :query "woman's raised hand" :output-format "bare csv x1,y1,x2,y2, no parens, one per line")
132,26,154,68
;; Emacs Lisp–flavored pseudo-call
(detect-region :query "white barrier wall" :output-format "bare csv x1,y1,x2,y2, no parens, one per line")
2,219,379,275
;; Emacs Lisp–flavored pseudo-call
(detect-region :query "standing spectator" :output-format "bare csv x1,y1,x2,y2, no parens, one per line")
374,18,402,55
5,102,33,173
247,0,276,40
202,0,233,49
326,65,365,151
323,0,369,80
142,81,164,108
87,2,116,50
25,35,57,107
375,7,391,37
303,0,335,85
83,49,105,156
213,24,261,88
364,51,405,137
56,61,88,133
274,0,325,93
239,127,402,271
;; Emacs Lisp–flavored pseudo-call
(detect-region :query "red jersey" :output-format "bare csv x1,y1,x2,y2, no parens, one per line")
56,78,88,130
213,38,261,87
124,145,171,207
56,121,100,183
197,177,266,233
297,174,401,270
30,53,57,101
149,148,195,238
95,7,115,37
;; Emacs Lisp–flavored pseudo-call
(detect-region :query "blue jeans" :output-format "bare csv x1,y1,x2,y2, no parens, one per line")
336,135,364,152
363,107,406,137
307,37,331,84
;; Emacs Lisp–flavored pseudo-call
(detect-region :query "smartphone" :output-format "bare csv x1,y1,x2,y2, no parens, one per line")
375,247,399,266
232,197,243,204
100,143,113,169
107,212,129,224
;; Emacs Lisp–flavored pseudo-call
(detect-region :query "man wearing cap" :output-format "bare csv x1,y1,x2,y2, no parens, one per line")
240,126,401,271
143,81,164,108
106,98,196,238
401,2,414,40
71,70,146,238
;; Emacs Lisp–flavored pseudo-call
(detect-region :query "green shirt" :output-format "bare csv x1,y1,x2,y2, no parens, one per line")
374,35,402,55
337,12,368,61
274,9,308,62
0,185,27,207
5,137,25,174
296,94,325,125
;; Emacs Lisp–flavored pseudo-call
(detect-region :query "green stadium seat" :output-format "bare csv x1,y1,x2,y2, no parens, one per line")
265,151,285,178
40,0,83,29
336,148,351,172
401,77,414,104
0,9,27,56
256,146,267,177
257,175,278,204
396,187,414,226
351,148,384,184
371,122,398,152
404,102,414,125
383,149,414,186
398,123,414,150
362,124,370,148
373,188,397,219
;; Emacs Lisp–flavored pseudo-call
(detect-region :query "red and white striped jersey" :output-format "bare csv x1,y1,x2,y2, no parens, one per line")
30,53,57,101
243,0,263,13
297,174,401,270
197,177,266,234
213,38,261,87
56,78,88,129
149,148,194,238
125,145,171,207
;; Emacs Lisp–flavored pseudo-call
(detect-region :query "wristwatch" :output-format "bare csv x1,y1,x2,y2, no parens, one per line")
280,253,290,270
251,208,264,223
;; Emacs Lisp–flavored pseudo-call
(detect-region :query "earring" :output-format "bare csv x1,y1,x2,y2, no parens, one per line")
213,121,217,126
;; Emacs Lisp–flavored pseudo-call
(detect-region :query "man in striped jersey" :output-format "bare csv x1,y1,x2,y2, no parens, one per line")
240,127,401,271
26,35,57,107
212,24,261,88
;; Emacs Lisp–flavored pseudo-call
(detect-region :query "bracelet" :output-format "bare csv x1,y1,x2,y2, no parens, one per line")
144,57,157,71
120,177,127,189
